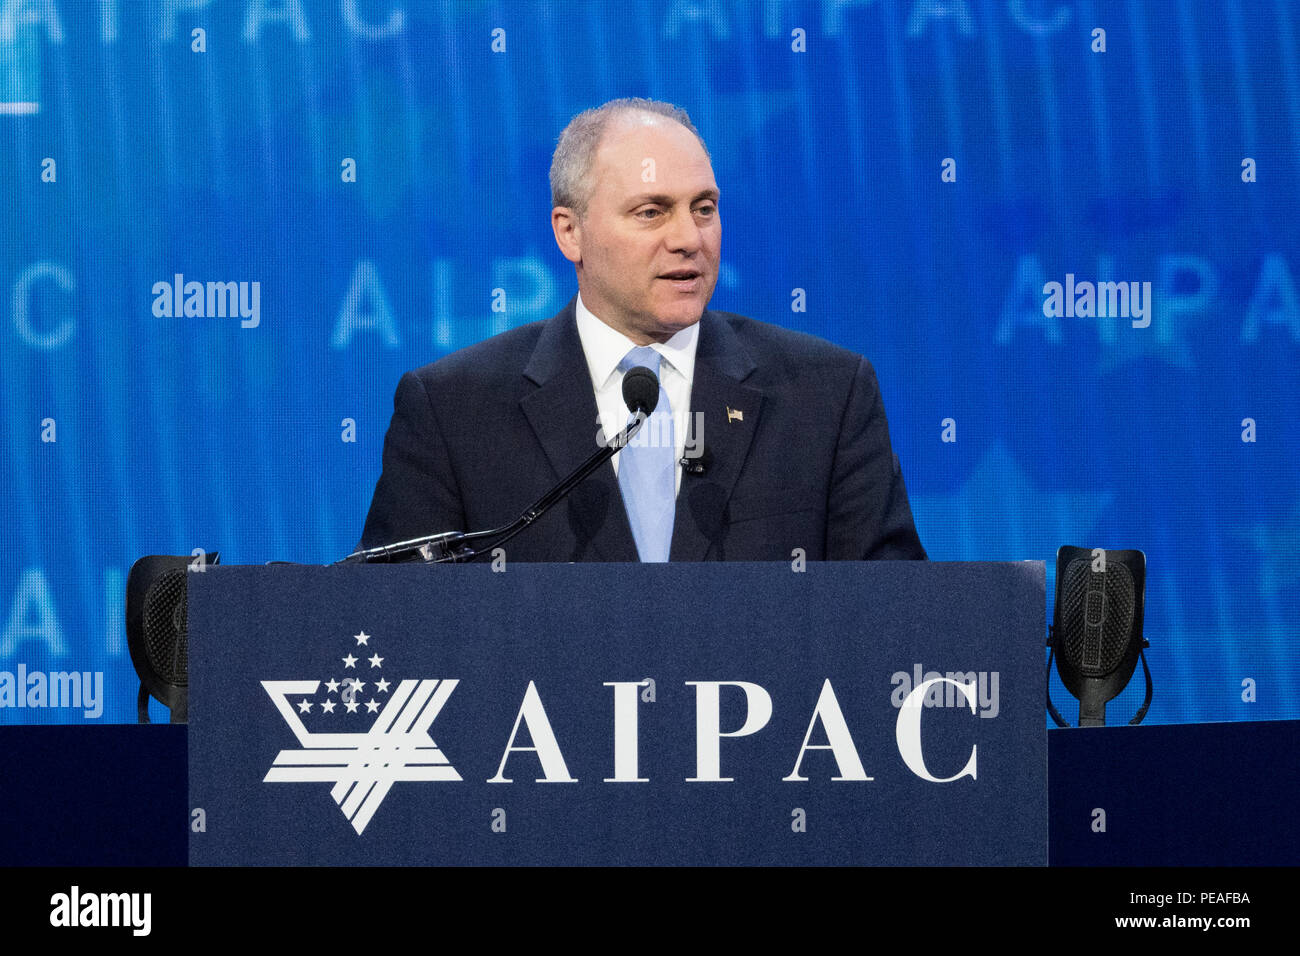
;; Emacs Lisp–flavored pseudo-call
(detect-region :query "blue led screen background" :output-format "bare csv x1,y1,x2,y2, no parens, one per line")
1,0,1297,724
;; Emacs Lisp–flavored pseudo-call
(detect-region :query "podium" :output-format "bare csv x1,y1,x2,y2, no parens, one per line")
186,561,1047,865
2,560,1293,868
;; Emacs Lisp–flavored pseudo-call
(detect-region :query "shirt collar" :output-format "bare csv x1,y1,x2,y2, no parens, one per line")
575,292,700,390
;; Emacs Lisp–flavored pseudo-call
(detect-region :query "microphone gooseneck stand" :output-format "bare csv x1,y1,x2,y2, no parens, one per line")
340,366,664,565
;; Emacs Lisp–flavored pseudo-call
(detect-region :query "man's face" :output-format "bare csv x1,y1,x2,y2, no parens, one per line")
554,112,720,344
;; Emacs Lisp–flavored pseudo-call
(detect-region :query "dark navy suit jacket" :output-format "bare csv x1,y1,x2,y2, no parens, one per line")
358,298,926,562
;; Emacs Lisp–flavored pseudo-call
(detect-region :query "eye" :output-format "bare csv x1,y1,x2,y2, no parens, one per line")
635,207,663,220
694,203,717,217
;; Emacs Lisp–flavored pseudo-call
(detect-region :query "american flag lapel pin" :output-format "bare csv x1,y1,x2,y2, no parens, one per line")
726,406,744,423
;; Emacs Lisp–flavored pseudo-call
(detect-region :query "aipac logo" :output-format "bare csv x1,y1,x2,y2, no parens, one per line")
1,5,42,116
262,630,460,834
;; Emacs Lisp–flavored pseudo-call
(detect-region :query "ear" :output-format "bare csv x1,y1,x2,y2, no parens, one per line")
551,207,582,264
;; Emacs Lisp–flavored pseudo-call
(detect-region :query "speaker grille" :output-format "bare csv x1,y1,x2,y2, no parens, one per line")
1060,558,1134,677
142,567,189,687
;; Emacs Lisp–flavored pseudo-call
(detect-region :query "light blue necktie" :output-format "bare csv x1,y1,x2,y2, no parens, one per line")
617,346,675,562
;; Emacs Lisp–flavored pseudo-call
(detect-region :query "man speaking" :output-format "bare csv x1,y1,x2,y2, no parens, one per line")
358,98,926,563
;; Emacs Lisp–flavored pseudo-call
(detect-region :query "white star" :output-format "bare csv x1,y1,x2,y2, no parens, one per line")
321,699,336,714
910,443,1112,561
325,678,340,693
354,631,370,646
368,653,383,668
345,699,359,714
365,698,380,713
297,699,312,713
342,654,357,669
350,679,365,693
375,678,391,693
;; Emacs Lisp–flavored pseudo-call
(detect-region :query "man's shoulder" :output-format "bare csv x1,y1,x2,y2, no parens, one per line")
404,318,550,390
706,309,868,372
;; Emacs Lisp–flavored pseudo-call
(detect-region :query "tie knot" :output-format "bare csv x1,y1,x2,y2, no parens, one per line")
619,345,661,375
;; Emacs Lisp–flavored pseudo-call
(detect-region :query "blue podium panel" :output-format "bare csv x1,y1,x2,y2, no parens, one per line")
0,725,187,867
1050,719,1300,866
187,562,1046,866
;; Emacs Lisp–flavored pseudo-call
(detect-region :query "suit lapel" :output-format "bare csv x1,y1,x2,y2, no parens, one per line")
670,312,764,561
520,300,639,561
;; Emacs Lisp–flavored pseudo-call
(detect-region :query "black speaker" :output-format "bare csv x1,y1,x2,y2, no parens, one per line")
125,552,219,724
1048,546,1152,727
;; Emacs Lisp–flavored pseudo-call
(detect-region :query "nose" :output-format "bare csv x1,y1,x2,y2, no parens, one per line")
664,205,705,255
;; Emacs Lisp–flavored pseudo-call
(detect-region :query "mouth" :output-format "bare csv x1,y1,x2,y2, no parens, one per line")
658,269,703,291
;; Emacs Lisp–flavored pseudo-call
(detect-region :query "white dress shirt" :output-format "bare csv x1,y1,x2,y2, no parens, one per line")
574,293,699,495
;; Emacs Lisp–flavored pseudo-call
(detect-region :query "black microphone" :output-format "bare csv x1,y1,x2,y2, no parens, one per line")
126,551,221,723
622,365,660,416
341,367,662,564
680,445,710,475
1047,547,1152,727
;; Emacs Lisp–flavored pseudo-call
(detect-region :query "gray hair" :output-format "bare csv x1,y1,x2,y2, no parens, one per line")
550,98,709,218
